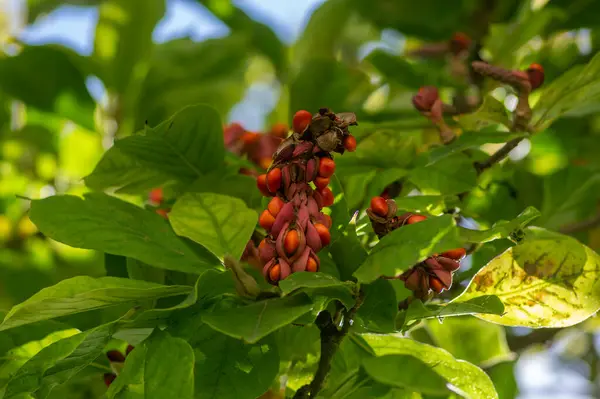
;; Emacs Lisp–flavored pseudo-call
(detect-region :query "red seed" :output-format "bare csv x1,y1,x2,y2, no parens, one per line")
449,32,471,54
259,210,276,231
268,197,285,217
257,174,271,197
441,248,466,261
106,350,126,363
241,132,260,144
412,86,439,112
429,275,445,293
104,373,117,387
370,196,389,217
307,256,319,272
148,187,163,204
126,345,134,356
266,168,282,193
526,63,544,90
269,263,281,282
259,158,272,170
314,223,331,246
284,230,300,256
156,208,169,219
314,176,330,190
270,123,289,138
318,158,336,178
323,214,332,229
319,187,334,207
406,214,427,224
292,110,313,133
343,135,357,152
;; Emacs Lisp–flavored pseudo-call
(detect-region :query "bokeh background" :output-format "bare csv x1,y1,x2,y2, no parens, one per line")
1,0,600,398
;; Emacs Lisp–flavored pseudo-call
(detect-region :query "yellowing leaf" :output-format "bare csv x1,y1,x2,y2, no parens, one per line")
456,227,600,328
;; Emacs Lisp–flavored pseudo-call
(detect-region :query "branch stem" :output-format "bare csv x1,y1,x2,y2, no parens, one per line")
293,292,364,399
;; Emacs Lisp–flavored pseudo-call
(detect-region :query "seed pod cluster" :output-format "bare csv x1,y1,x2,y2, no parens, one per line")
103,345,135,387
367,196,466,299
223,122,286,171
257,108,357,285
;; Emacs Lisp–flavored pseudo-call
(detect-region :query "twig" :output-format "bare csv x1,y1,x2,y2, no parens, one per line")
560,212,600,234
293,292,365,399
474,137,524,174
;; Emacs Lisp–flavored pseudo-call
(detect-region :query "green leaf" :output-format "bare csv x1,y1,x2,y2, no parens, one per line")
115,104,225,180
29,193,220,273
367,50,454,90
107,329,194,399
487,361,518,399
202,294,314,343
427,131,526,165
409,154,478,195
278,272,352,296
401,296,505,328
357,279,398,333
2,323,116,398
136,36,248,127
293,0,352,62
186,169,263,209
354,215,462,283
362,355,450,395
84,146,174,194
459,206,541,244
196,1,286,77
0,45,94,129
94,0,165,94
455,96,512,131
168,318,279,399
289,59,370,116
169,192,258,261
426,316,514,367
0,276,191,331
456,227,600,327
393,195,460,216
532,51,600,131
360,333,498,399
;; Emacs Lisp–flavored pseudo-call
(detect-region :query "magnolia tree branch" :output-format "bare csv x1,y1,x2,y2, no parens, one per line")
474,137,524,174
293,292,365,399
560,212,600,234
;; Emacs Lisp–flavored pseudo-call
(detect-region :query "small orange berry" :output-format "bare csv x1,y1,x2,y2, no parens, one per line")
343,135,357,152
441,248,466,261
259,210,276,231
269,263,281,282
406,214,427,224
526,63,544,90
323,214,332,229
370,196,389,217
259,157,272,170
266,168,282,193
314,176,330,190
319,187,334,207
241,132,260,144
149,187,163,204
429,275,445,293
314,223,331,246
292,110,313,133
257,174,271,197
268,197,285,217
284,230,300,256
270,122,289,138
307,256,319,272
318,157,336,178
156,208,169,219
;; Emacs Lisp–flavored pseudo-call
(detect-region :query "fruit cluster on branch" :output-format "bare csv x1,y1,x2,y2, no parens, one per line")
256,108,357,285
367,196,466,300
